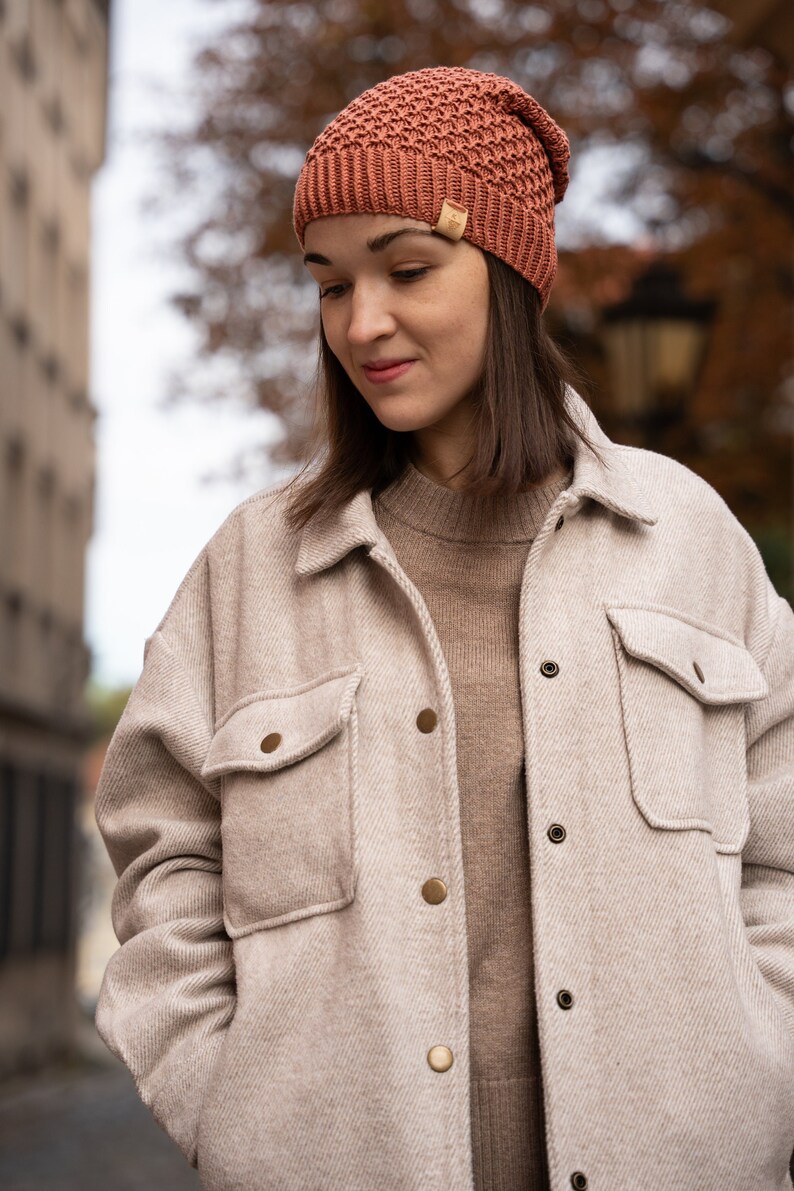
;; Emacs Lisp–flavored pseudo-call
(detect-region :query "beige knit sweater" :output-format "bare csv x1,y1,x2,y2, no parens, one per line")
373,457,574,1191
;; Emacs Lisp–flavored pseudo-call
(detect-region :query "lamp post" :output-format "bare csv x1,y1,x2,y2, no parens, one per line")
600,259,716,448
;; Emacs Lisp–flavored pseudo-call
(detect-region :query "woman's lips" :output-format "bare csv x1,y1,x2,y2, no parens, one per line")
362,360,416,385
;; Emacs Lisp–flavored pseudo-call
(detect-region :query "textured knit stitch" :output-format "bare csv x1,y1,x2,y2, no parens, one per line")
293,67,570,310
374,457,573,1191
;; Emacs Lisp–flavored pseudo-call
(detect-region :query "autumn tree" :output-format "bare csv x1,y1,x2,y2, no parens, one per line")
85,680,133,742
154,0,793,587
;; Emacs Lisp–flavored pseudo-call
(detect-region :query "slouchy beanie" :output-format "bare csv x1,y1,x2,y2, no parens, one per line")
293,66,571,310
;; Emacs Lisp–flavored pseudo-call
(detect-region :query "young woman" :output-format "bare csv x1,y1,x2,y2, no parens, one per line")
94,67,794,1191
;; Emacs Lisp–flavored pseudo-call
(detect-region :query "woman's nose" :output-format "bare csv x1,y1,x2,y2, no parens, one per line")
346,285,395,345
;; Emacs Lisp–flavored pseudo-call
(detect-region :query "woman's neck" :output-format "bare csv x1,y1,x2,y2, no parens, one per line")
409,453,570,493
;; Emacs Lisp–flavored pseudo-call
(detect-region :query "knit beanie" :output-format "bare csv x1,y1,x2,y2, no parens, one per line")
293,66,570,310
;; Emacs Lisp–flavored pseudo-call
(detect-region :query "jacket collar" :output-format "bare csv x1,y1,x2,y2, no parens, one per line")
295,386,658,577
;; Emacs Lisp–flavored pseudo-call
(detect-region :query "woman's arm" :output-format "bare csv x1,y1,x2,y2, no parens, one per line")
741,582,794,1036
94,625,235,1168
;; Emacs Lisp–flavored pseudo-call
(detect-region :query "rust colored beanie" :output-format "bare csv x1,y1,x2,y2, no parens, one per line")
293,66,570,310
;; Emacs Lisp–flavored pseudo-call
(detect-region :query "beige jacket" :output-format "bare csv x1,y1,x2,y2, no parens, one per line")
95,387,794,1191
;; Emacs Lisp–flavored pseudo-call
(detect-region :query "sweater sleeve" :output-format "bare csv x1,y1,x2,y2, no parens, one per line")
94,623,235,1168
740,584,794,1037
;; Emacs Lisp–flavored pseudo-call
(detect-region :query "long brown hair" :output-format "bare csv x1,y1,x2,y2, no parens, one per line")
281,249,607,532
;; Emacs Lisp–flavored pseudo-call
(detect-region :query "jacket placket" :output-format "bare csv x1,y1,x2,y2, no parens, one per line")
514,485,597,1191
363,480,585,1191
364,538,476,1189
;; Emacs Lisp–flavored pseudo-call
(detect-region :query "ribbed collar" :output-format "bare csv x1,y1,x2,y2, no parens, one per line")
373,458,573,543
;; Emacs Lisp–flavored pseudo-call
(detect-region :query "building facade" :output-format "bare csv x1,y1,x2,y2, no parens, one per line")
0,0,108,1075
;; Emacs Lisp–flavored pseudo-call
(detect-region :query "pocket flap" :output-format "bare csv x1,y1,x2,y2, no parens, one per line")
201,665,363,778
605,606,767,704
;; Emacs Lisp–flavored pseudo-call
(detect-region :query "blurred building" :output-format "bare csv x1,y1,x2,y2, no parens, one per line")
0,0,109,1075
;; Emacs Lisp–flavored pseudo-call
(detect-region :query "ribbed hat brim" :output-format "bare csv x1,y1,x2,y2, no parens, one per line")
294,147,558,309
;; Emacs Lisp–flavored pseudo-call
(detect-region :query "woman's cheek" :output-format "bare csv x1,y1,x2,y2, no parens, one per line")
321,316,349,365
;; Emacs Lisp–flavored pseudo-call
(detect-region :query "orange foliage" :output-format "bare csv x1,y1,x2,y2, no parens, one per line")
155,0,793,588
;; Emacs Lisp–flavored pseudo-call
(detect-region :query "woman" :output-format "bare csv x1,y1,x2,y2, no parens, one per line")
94,67,794,1190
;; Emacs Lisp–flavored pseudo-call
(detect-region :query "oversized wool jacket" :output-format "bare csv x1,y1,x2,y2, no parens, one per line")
94,386,794,1190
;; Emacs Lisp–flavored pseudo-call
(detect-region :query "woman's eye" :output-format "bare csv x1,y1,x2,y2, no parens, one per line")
392,267,429,281
319,267,429,300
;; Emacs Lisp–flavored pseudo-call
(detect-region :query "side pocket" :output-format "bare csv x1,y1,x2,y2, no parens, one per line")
201,665,363,937
606,605,767,854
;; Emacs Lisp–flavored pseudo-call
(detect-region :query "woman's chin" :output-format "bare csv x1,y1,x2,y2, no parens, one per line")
363,396,428,433
365,397,456,432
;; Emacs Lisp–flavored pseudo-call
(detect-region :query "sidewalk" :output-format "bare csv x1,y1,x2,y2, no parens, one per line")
0,1011,200,1191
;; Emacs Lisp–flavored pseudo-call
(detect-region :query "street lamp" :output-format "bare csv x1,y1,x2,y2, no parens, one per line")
600,259,716,445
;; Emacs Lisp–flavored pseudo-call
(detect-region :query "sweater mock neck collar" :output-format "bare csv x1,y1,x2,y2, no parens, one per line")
373,457,574,544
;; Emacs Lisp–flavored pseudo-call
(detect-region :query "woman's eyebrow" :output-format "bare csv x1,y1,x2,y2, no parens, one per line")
303,227,437,266
366,228,437,254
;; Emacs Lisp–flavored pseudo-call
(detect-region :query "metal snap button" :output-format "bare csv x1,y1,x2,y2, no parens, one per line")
547,823,566,843
570,1173,588,1190
260,732,282,753
540,660,559,678
416,708,438,733
693,661,705,683
422,878,447,904
427,1045,453,1071
555,515,564,531
557,989,574,1010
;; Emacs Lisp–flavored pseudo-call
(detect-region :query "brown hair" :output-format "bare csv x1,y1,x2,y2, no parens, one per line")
281,251,607,532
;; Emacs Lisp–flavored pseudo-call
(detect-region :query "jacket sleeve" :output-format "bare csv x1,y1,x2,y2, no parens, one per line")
94,610,235,1168
741,582,794,1037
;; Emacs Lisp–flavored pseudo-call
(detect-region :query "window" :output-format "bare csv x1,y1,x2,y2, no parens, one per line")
0,762,76,959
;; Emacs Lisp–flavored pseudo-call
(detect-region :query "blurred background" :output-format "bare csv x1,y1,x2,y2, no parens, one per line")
0,0,791,1186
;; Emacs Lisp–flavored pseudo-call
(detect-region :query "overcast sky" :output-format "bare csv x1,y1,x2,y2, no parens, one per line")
85,0,641,690
85,0,279,688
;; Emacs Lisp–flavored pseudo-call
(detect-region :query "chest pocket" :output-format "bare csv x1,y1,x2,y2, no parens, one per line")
606,606,767,854
201,665,363,937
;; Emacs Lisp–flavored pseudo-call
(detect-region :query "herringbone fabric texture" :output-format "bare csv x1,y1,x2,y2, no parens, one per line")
293,66,570,309
92,390,794,1188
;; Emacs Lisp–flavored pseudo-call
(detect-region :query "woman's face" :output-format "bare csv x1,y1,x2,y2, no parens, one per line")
302,213,490,444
